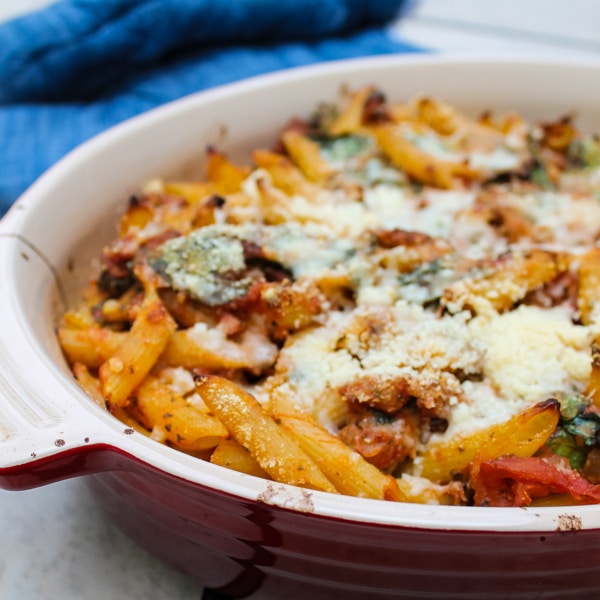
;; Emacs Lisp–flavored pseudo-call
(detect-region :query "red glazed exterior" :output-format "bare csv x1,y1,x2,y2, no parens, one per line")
86,469,600,600
5,447,599,600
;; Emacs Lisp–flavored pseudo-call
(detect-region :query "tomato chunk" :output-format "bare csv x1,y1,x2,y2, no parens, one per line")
470,455,600,507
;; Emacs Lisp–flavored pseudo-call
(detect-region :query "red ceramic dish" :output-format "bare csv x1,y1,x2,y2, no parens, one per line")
2,56,600,599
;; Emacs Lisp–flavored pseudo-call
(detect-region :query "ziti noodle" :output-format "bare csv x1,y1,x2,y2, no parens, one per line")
59,88,600,507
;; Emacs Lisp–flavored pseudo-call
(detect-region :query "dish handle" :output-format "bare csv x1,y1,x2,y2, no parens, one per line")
0,351,126,491
0,232,135,490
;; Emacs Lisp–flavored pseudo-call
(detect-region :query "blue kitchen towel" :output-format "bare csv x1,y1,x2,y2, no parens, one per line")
0,0,422,216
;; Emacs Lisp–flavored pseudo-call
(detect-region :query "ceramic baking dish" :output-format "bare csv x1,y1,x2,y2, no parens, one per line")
2,55,600,599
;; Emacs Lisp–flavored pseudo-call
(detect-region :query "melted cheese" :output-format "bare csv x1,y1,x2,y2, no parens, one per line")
263,300,596,442
470,305,592,404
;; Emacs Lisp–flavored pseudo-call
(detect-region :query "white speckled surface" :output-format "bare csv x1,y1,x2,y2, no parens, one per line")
2,2,600,599
0,480,201,599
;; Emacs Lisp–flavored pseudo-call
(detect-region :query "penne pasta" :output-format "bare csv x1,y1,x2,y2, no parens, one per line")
281,131,336,183
277,412,405,500
252,149,318,199
328,86,375,136
58,326,127,368
119,198,154,235
577,247,600,325
130,375,227,450
371,124,461,189
162,405,228,451
412,96,460,136
417,399,561,483
195,375,337,493
99,285,176,408
72,362,106,408
586,337,600,408
158,324,277,372
162,181,216,205
210,439,270,479
205,147,251,193
442,250,567,314
129,375,188,428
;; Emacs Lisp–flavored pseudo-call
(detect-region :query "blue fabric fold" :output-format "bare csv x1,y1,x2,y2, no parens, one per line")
0,0,423,217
